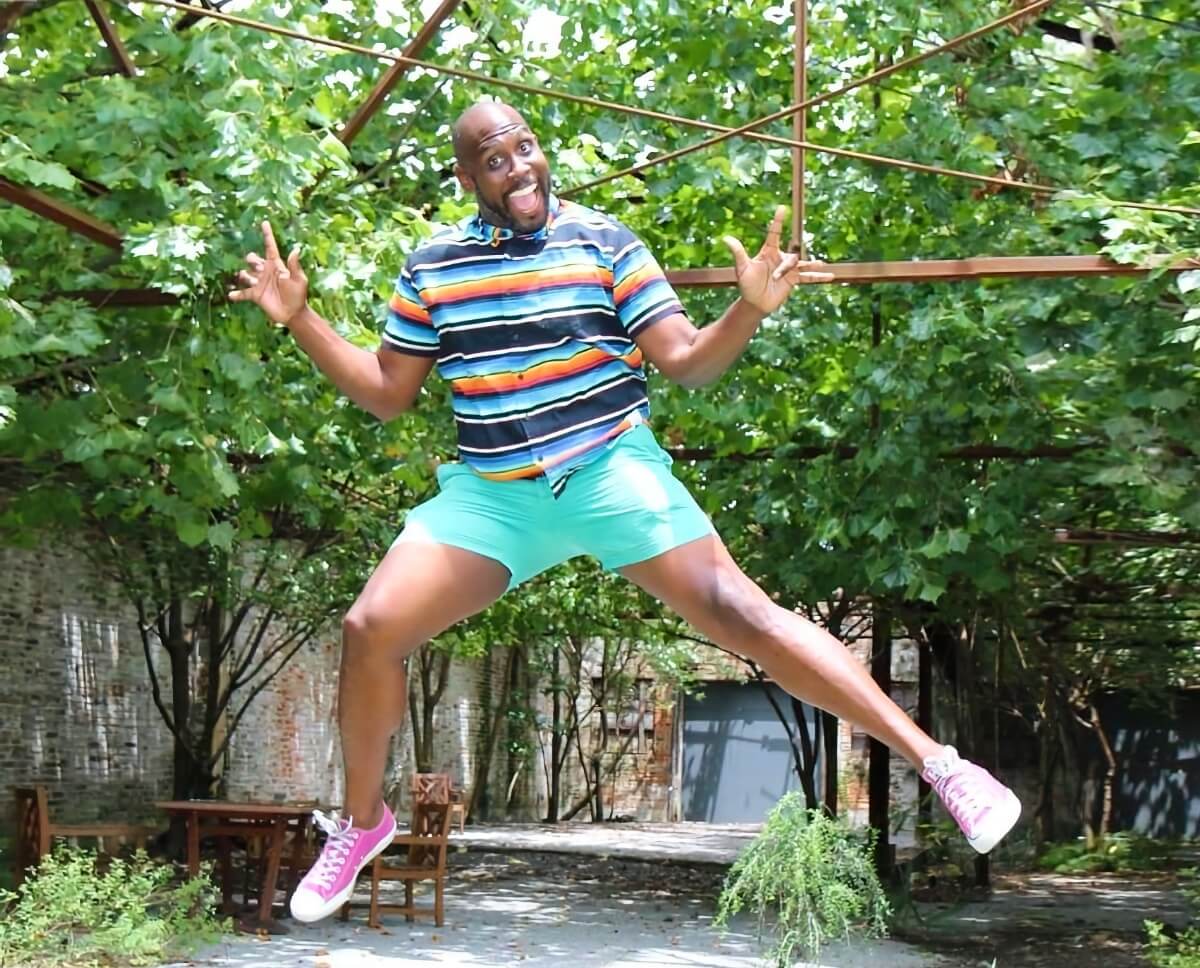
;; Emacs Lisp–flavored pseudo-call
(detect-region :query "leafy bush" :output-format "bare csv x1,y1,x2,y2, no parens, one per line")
0,846,227,967
1037,832,1175,874
715,793,891,966
1145,869,1200,968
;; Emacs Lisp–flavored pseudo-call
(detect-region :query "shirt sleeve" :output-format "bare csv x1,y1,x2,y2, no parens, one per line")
610,222,688,337
381,260,439,357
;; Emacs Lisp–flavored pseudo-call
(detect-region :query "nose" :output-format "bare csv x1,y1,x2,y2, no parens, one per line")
511,153,531,181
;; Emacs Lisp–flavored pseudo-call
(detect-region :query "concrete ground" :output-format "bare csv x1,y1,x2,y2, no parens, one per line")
176,824,1194,968
183,851,943,968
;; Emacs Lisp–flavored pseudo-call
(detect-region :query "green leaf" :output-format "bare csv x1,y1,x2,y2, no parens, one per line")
868,518,895,542
208,521,235,550
318,132,351,165
12,158,77,189
917,577,946,603
174,512,209,547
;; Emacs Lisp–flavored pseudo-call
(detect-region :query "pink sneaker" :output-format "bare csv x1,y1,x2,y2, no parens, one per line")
289,804,397,923
922,746,1021,854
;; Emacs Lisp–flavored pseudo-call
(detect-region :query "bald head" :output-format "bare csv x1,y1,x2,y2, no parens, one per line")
452,99,552,234
452,101,530,164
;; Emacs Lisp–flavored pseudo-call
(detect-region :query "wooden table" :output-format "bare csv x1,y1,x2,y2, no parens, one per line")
156,800,314,928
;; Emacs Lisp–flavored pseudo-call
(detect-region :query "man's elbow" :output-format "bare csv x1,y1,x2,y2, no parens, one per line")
368,395,415,422
664,361,712,390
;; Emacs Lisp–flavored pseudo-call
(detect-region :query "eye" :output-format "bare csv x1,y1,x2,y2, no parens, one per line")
486,155,503,170
518,140,533,154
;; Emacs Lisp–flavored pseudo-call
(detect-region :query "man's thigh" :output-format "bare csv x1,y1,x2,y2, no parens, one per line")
351,539,512,647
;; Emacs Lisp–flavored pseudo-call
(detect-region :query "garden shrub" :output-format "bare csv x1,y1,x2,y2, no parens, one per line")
0,846,227,967
715,793,891,966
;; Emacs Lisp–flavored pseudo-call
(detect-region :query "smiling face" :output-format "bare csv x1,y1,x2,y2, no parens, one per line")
453,102,552,233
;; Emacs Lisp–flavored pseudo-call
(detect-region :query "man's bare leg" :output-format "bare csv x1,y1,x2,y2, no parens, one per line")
339,541,510,826
620,535,940,766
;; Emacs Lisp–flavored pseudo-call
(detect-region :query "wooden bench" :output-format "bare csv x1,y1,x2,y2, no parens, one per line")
12,786,153,890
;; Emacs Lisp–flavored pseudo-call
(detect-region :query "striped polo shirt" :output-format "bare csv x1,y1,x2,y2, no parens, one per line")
382,195,686,492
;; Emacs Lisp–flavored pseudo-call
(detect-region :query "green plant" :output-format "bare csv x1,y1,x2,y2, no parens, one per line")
0,846,227,967
715,793,891,966
1037,832,1176,874
1145,869,1200,968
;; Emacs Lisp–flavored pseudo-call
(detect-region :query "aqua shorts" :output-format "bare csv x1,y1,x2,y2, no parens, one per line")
395,424,716,591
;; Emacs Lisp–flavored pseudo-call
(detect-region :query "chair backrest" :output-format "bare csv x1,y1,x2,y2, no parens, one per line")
411,773,451,805
406,801,452,873
13,786,51,890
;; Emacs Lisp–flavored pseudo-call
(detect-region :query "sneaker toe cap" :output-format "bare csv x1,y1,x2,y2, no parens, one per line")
289,887,332,923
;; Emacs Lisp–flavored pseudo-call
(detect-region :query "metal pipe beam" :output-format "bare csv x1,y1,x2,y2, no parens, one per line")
84,0,136,77
136,0,1199,218
0,178,123,250
792,0,807,257
664,254,1199,287
338,0,460,147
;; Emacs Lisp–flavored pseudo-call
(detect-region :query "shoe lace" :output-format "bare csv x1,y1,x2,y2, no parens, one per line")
308,809,360,890
939,773,985,821
926,749,985,822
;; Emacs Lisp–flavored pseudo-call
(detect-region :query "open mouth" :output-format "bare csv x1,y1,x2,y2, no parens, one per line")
507,182,541,217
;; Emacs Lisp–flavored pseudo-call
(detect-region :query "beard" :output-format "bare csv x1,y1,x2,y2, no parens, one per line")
476,170,553,232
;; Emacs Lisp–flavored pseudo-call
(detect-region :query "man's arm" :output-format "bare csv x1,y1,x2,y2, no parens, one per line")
635,206,833,388
635,303,765,389
229,221,433,420
286,306,435,420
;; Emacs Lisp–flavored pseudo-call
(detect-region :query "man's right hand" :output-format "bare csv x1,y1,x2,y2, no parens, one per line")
228,220,308,325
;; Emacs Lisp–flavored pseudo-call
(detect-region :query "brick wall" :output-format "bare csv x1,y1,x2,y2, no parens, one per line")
0,538,506,826
0,542,175,824
1,536,1034,840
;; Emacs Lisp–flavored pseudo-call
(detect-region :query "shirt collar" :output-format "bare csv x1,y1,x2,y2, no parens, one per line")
466,193,561,244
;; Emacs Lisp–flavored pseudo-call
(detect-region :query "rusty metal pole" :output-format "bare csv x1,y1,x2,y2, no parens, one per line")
792,0,807,257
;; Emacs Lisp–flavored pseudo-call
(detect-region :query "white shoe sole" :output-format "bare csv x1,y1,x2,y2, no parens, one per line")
290,814,399,923
967,791,1021,854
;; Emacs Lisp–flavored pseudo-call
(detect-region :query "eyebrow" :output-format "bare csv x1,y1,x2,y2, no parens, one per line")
476,123,532,154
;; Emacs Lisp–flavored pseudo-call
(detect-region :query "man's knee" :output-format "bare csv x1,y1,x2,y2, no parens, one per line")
342,601,417,661
704,570,786,650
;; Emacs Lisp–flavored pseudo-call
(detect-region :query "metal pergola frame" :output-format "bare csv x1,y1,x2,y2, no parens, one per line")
5,0,1200,556
3,0,1198,294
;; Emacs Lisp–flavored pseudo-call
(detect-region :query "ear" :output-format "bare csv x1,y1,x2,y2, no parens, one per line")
455,163,475,193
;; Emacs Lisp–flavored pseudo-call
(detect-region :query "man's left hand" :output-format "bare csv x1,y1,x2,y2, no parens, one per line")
723,205,835,315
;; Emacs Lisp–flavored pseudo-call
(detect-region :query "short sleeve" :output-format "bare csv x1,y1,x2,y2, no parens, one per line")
610,223,687,337
381,261,439,357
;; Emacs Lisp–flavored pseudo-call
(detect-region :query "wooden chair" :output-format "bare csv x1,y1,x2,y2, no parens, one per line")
12,786,153,891
341,801,453,928
411,773,450,805
411,772,467,832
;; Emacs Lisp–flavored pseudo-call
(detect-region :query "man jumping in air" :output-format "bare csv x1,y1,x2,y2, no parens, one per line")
229,100,1021,923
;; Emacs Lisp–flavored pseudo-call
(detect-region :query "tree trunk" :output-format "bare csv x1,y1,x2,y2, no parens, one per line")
546,646,563,822
166,598,198,801
868,599,893,879
821,710,838,815
790,696,820,809
200,598,226,797
468,646,517,819
1089,702,1117,842
917,636,932,830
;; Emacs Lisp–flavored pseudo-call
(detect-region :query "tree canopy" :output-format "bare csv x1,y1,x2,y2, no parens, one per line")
1,0,1197,819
